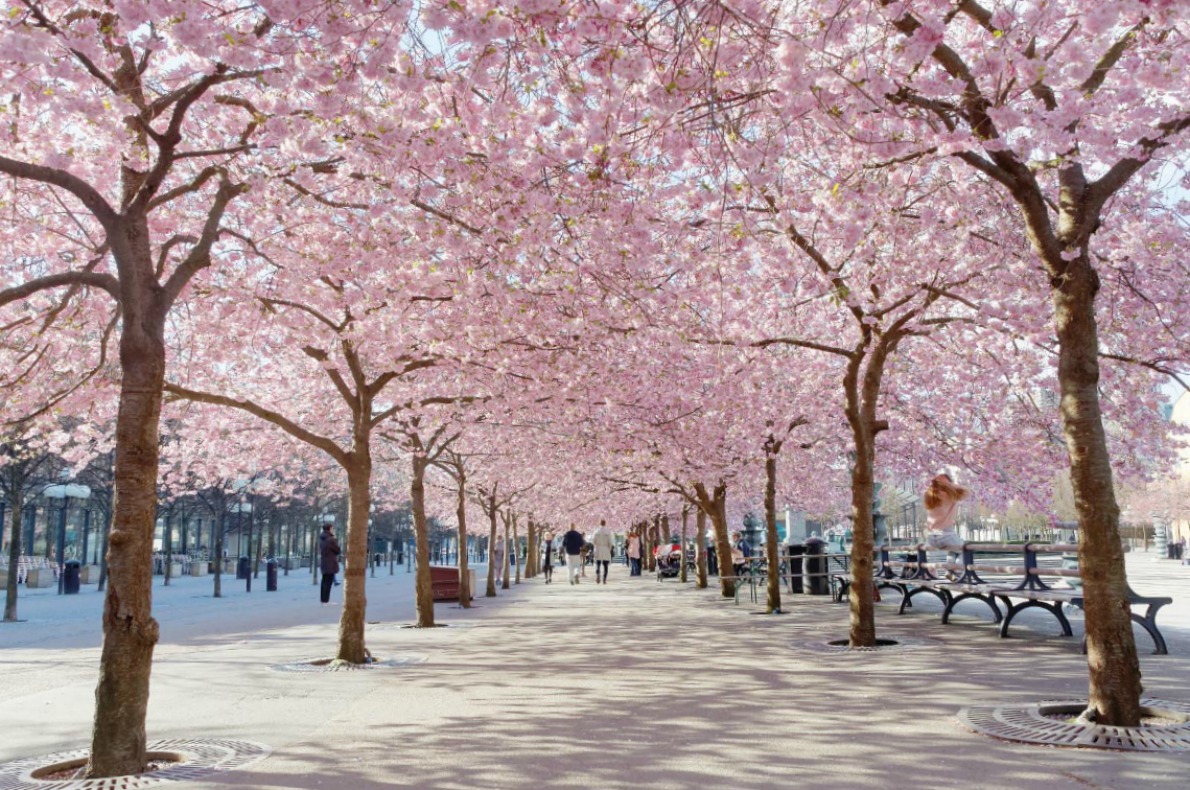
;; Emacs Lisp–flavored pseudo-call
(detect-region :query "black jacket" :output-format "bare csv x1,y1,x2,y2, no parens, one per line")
562,529,585,556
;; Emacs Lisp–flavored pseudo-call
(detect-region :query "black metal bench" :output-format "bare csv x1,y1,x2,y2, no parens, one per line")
879,544,1172,655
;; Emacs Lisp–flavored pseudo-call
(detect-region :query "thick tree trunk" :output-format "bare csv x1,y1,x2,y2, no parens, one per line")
646,516,657,573
764,453,782,614
4,489,23,621
696,482,735,598
411,456,434,628
525,520,536,579
695,507,708,589
336,462,371,661
87,316,165,778
1055,257,1142,725
456,481,470,608
846,422,877,647
679,507,689,583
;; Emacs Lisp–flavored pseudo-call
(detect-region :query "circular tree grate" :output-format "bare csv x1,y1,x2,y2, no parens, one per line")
788,634,942,654
269,655,427,673
959,698,1190,751
0,739,270,790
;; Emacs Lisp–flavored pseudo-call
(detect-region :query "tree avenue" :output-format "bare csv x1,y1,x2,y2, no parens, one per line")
1,0,1188,772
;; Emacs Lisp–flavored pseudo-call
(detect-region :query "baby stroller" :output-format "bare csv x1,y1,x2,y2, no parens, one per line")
654,543,683,580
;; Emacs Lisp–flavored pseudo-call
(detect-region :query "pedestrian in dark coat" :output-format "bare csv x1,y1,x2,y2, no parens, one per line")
319,524,341,604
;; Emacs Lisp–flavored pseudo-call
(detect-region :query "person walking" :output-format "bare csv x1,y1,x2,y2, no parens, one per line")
592,520,613,584
319,523,341,605
492,532,506,586
562,524,585,585
542,531,555,584
626,529,642,576
924,473,968,577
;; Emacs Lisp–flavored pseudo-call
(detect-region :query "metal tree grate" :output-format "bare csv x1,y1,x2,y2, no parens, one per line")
959,698,1190,751
0,739,270,790
788,634,942,655
269,654,427,672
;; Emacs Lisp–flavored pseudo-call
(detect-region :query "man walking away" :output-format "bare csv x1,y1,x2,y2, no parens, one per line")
562,524,585,585
592,521,613,584
319,523,341,605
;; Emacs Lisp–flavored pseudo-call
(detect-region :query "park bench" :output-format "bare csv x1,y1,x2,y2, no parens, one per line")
879,543,1172,655
428,566,475,602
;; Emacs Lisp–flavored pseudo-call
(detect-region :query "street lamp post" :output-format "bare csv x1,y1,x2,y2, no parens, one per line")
43,483,91,595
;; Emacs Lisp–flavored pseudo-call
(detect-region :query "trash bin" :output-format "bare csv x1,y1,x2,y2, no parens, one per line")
63,560,81,594
1168,542,1178,560
804,537,828,595
374,552,382,567
786,544,805,594
266,559,278,591
1177,544,1185,561
236,555,250,580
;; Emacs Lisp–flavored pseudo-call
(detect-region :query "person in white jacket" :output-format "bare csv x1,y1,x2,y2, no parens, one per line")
592,521,614,584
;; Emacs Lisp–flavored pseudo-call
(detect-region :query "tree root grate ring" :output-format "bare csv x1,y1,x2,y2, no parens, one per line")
788,634,941,654
269,655,427,672
0,738,270,790
959,698,1190,751
394,622,477,630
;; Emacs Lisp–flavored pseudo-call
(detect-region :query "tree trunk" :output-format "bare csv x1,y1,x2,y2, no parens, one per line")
4,489,23,621
456,478,470,608
679,507,689,584
764,452,782,614
485,497,498,597
1055,257,1142,725
513,515,521,585
646,516,657,573
483,499,497,599
411,455,434,628
501,513,511,591
525,519,536,580
695,507,708,589
213,509,225,598
86,311,166,778
337,461,372,660
163,510,172,587
696,482,735,598
97,507,111,592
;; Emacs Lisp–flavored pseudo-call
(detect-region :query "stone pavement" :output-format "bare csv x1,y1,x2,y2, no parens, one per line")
1,552,1188,789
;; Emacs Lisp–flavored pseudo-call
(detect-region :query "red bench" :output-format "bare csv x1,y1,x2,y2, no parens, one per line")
430,566,474,602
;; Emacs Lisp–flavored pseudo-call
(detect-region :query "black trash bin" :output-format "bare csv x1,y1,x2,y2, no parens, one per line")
804,537,828,595
1168,542,1178,560
374,552,382,567
786,544,805,594
266,559,278,591
1177,544,1185,561
63,559,81,594
236,555,250,580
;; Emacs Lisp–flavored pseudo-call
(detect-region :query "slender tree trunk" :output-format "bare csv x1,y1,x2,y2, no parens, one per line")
485,496,498,597
213,509,225,598
456,479,470,608
4,489,23,621
411,455,434,628
513,515,521,585
97,507,111,592
163,510,172,587
679,507,689,584
695,507,708,589
501,513,511,591
1055,256,1141,725
764,451,782,613
646,516,657,573
87,303,166,778
525,519,536,579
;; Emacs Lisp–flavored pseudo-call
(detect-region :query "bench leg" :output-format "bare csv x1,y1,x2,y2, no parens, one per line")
942,593,1002,625
899,586,948,615
1133,610,1169,656
999,598,1072,639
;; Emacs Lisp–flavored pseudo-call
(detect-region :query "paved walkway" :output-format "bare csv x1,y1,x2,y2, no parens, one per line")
1,552,1188,789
